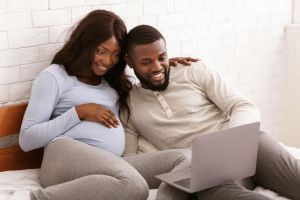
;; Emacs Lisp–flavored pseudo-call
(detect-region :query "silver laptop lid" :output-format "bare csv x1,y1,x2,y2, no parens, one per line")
190,122,260,192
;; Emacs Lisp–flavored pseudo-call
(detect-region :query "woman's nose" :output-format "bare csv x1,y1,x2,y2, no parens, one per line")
102,54,113,66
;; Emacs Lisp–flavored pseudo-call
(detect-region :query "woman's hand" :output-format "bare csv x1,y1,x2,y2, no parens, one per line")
169,57,200,66
75,103,119,128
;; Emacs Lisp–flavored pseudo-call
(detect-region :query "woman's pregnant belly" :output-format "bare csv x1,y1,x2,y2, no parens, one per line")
62,121,125,156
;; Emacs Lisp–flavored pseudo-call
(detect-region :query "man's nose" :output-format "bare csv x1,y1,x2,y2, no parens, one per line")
151,60,162,71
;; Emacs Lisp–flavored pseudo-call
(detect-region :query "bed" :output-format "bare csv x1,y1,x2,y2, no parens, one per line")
0,104,299,200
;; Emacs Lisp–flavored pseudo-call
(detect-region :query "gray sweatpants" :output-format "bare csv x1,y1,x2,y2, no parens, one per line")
196,132,300,200
31,138,191,200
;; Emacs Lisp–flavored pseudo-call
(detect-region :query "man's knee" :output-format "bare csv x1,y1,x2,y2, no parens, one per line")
164,149,192,170
166,149,191,158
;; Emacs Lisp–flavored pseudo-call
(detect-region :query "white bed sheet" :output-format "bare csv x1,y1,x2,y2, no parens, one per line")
1,145,299,200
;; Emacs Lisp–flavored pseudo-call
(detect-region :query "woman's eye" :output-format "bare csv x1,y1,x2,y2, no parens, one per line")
96,49,105,54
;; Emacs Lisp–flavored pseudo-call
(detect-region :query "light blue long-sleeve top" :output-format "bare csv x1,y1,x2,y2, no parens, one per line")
19,64,125,156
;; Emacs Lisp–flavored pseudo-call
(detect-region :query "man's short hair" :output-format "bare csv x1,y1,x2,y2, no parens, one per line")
125,25,165,55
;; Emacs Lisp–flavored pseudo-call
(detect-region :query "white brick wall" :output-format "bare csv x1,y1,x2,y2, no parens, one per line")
294,0,300,23
0,12,32,31
8,27,49,48
0,66,20,84
7,0,48,12
71,6,92,23
0,0,295,145
0,31,8,50
282,24,300,147
49,0,84,9
20,61,50,81
32,9,71,27
49,25,70,43
0,85,8,103
8,81,32,101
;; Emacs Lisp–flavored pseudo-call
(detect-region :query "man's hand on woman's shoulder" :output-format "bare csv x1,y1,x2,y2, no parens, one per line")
169,57,200,66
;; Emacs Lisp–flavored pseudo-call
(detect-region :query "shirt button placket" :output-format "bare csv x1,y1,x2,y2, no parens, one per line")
153,91,173,118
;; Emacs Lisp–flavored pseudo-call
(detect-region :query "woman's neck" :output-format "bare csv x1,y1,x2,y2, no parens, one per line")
77,76,102,86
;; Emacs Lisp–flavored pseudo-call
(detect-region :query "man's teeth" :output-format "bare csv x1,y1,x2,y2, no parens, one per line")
152,72,163,78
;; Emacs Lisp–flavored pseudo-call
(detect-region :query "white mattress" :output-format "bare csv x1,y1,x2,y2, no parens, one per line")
1,145,299,200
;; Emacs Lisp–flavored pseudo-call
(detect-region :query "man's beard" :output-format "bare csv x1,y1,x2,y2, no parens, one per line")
135,68,170,91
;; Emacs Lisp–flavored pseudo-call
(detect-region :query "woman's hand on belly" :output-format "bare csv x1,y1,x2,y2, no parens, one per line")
75,103,120,128
63,121,125,156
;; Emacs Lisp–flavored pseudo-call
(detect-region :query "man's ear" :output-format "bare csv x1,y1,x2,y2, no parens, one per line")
124,55,133,69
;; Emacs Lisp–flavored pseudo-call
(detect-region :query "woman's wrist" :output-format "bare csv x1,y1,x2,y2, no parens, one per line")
75,105,84,120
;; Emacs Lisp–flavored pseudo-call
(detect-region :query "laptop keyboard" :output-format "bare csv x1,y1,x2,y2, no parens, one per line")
174,178,191,189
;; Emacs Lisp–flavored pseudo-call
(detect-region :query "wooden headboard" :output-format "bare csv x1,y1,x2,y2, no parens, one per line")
0,104,43,172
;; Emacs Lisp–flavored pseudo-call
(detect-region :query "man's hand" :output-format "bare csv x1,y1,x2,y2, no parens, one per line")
75,103,119,128
169,57,200,66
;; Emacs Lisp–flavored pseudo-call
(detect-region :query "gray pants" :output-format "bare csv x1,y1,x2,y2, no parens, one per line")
31,138,191,200
196,132,300,200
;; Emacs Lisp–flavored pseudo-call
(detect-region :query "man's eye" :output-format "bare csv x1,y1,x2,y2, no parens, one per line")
141,61,151,65
159,56,166,61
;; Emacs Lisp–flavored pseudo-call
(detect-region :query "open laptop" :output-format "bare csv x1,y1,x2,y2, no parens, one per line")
155,122,260,193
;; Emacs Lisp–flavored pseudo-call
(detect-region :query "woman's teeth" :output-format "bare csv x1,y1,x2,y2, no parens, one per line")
96,64,108,70
99,66,107,70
